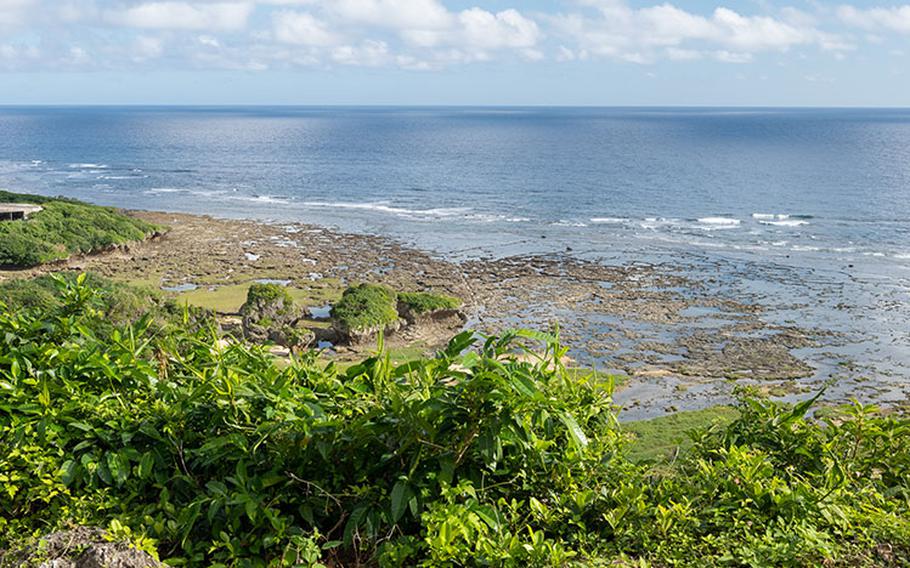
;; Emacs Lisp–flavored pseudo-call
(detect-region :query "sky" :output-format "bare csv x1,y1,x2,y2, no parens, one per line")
0,0,909,106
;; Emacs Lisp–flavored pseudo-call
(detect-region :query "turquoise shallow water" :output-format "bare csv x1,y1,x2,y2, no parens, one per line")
1,106,909,409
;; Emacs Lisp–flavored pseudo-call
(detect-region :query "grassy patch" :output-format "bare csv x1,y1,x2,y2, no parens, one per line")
398,291,461,315
0,191,157,267
174,281,342,314
331,283,399,332
623,406,740,463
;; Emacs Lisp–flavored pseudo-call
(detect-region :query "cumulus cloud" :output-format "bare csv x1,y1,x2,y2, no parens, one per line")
837,5,910,33
106,2,254,31
0,0,34,27
551,0,848,63
326,0,452,30
0,0,887,72
273,10,341,46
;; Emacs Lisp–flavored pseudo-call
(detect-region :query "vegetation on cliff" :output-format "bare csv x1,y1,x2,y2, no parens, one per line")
0,277,908,566
0,191,157,267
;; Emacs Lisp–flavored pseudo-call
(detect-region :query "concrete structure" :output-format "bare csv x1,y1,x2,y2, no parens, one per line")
0,203,42,221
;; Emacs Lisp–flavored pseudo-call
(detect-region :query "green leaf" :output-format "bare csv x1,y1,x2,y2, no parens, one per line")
390,480,410,523
559,411,589,450
59,459,77,486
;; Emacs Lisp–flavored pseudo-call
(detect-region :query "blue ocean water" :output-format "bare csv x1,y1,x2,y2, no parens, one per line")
0,106,908,262
1,106,909,406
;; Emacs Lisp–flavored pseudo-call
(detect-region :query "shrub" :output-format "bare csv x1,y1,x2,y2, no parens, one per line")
331,283,399,333
0,272,213,330
0,191,157,267
0,277,908,566
397,291,461,315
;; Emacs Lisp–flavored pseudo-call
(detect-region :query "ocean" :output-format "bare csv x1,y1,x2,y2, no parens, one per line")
1,106,908,408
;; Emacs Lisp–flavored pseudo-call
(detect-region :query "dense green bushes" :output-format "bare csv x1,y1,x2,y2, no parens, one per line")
397,291,462,315
0,277,909,566
331,283,400,334
0,191,157,267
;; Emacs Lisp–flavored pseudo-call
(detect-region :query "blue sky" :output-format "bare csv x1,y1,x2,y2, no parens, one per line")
0,0,908,105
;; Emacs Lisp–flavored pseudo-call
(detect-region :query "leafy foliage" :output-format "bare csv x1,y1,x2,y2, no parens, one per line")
331,283,400,333
0,277,908,566
0,191,157,267
0,272,212,329
398,291,462,315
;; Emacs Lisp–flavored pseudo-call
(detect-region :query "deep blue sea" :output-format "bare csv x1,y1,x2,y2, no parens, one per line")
1,106,908,262
1,106,909,408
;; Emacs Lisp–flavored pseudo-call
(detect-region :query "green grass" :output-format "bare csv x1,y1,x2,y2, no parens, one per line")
398,291,461,315
0,191,158,267
623,406,740,463
174,282,342,314
331,283,399,332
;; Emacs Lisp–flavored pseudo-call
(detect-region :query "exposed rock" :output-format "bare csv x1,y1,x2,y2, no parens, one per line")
1,527,161,568
268,325,315,351
334,319,403,346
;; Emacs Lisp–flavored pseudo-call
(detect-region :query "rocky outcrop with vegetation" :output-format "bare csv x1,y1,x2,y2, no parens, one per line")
330,283,402,344
239,282,312,349
397,290,465,325
331,284,465,345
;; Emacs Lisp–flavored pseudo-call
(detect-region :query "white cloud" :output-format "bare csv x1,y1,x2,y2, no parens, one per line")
106,2,254,31
198,35,221,48
458,8,540,50
0,0,33,27
552,1,846,63
331,39,390,65
273,10,341,46
837,5,910,33
327,0,452,30
132,35,164,60
398,7,540,59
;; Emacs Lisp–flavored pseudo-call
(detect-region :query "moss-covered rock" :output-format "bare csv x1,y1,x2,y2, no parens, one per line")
331,283,401,344
239,283,302,345
397,291,464,324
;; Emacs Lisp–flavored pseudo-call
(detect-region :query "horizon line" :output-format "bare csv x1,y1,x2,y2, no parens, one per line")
1,103,909,110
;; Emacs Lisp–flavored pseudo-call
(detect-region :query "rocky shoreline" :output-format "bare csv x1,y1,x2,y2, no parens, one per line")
0,210,846,419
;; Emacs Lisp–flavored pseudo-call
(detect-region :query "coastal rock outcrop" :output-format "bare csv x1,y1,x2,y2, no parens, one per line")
0,527,162,568
397,291,466,327
330,285,465,346
330,283,403,345
239,283,312,348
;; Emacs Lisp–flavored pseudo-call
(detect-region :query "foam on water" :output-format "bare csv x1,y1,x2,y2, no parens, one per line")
68,163,108,169
759,219,810,227
697,217,741,226
302,201,471,219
